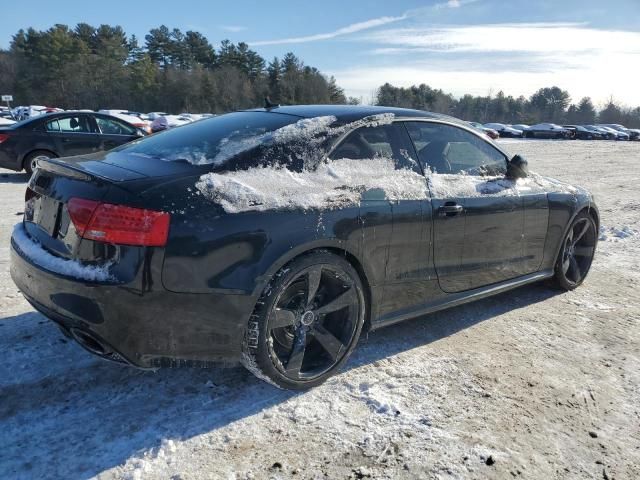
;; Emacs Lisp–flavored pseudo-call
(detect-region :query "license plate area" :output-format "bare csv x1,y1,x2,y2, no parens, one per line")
30,195,62,237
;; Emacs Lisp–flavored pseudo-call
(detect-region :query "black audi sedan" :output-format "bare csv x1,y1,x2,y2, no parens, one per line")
0,111,146,174
10,105,599,389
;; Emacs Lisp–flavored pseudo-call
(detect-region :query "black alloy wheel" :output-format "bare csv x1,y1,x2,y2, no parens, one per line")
553,212,597,290
242,251,366,389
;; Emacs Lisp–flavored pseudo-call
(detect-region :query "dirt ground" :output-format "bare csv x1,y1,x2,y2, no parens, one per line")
0,139,638,480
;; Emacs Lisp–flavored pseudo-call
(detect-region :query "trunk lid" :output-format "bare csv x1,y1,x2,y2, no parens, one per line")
46,150,204,182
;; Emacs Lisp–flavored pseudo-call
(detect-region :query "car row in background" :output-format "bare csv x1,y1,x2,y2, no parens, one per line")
474,121,639,141
467,121,500,139
0,110,147,173
8,105,214,133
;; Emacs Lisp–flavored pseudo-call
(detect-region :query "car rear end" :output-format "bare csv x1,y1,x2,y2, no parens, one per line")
0,125,24,171
10,155,254,367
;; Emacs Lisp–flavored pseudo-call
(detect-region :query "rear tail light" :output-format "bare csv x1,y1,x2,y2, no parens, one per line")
0,133,11,144
67,198,170,247
25,187,38,203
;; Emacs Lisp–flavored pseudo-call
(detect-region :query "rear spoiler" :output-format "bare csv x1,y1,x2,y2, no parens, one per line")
37,158,94,182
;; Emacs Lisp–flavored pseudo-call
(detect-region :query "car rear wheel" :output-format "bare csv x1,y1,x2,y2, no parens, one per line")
242,251,366,389
552,212,597,290
24,150,54,175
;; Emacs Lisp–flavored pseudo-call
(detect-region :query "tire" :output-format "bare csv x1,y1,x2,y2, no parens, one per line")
24,150,54,175
552,212,597,290
241,251,366,389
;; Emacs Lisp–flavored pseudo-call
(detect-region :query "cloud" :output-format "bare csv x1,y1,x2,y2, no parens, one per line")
434,0,479,9
249,14,407,46
335,22,640,106
362,22,640,54
220,25,247,33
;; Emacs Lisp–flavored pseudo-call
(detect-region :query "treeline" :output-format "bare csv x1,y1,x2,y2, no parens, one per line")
375,83,640,128
0,24,354,113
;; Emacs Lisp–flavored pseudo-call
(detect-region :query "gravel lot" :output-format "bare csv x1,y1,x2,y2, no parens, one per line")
0,140,638,480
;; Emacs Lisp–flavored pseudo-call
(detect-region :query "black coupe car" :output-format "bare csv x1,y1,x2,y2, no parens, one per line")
0,111,146,174
10,105,599,389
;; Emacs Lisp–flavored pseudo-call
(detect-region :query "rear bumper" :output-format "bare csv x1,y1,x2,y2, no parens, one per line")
10,234,255,367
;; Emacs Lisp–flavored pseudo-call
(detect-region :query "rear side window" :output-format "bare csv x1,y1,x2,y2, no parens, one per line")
328,124,420,172
57,116,92,133
117,111,302,169
405,122,506,176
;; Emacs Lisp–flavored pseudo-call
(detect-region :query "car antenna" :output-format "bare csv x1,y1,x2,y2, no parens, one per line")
264,97,279,109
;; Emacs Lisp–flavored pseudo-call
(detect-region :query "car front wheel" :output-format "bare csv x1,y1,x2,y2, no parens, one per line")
552,212,597,290
242,251,366,389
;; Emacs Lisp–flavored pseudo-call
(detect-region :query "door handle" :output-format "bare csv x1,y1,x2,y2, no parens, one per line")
438,203,464,217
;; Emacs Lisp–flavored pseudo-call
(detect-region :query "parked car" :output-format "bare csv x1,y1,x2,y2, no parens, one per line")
12,105,63,121
10,105,599,389
468,121,500,139
598,124,638,141
627,129,640,141
586,125,616,140
595,125,629,140
581,126,606,140
483,123,523,138
98,110,151,133
150,114,193,133
0,111,146,173
523,123,570,139
562,125,600,140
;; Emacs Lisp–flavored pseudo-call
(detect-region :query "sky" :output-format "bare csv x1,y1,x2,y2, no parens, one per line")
2,0,640,106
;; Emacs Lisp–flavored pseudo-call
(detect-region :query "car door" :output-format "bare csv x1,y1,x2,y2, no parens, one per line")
327,123,431,319
405,121,526,293
93,115,141,151
45,114,101,157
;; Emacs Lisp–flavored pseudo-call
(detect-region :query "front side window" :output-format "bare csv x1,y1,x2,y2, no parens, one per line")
57,116,92,133
328,123,420,173
405,122,506,176
96,117,137,135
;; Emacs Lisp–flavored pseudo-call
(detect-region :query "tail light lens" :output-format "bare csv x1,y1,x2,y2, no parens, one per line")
67,198,170,247
25,187,38,203
0,133,11,144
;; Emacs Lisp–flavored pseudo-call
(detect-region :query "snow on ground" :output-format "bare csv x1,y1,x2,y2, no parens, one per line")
1,140,639,479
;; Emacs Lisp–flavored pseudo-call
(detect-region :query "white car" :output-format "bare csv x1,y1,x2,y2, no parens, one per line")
0,117,15,126
12,105,62,121
99,110,151,133
483,123,523,138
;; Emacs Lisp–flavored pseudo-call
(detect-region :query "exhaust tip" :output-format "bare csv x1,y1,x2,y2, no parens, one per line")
69,328,110,356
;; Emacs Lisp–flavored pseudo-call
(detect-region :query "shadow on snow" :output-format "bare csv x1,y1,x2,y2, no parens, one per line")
0,283,559,479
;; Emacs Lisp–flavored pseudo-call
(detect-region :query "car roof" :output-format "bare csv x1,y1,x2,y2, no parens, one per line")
243,104,463,125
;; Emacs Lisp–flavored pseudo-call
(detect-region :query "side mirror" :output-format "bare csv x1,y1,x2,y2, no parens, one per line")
507,154,528,179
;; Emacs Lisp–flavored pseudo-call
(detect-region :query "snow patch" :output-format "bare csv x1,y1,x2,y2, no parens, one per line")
12,223,113,282
599,225,638,241
201,113,395,167
196,158,428,213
